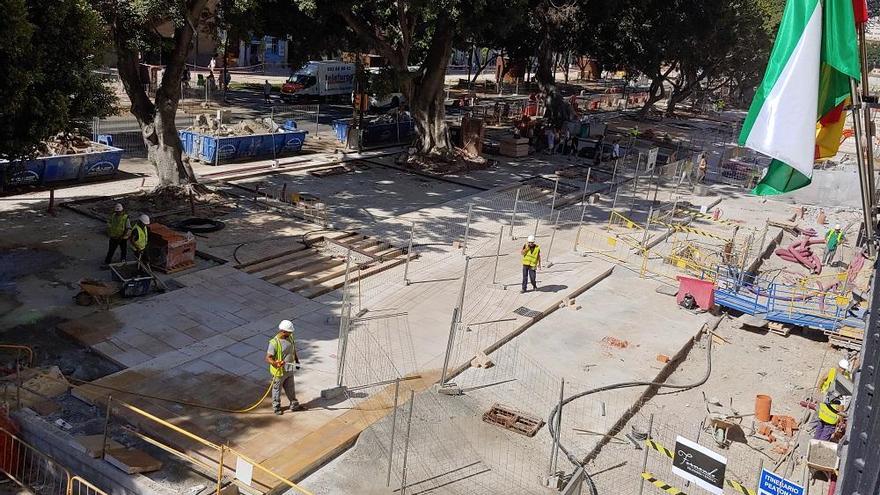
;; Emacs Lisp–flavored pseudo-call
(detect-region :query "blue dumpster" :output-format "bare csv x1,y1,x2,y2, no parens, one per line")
331,118,415,148
178,128,308,164
1,144,123,187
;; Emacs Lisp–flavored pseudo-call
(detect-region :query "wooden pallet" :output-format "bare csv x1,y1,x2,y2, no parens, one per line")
768,321,793,337
482,403,544,437
827,325,864,351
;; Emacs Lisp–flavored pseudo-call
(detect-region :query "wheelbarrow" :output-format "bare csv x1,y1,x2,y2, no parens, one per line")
77,278,121,308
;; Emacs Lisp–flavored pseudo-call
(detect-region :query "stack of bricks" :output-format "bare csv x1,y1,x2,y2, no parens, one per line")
147,223,196,273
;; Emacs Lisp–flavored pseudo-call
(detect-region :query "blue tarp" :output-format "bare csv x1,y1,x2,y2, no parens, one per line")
0,145,123,187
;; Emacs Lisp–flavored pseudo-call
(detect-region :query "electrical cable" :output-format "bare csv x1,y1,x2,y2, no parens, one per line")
547,325,716,494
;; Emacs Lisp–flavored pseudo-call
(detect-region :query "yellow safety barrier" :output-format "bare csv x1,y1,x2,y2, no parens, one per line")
0,426,109,495
0,344,34,367
110,398,314,495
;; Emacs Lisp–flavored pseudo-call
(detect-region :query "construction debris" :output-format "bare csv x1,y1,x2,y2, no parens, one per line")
482,404,544,437
601,336,629,349
37,133,109,156
471,350,494,369
190,115,281,137
105,447,163,474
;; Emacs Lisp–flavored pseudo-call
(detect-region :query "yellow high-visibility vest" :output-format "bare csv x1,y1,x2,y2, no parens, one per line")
818,402,840,425
107,213,129,238
820,368,837,393
268,335,294,378
131,224,148,251
522,246,540,267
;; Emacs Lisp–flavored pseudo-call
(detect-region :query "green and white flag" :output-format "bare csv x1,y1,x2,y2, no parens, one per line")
739,0,860,195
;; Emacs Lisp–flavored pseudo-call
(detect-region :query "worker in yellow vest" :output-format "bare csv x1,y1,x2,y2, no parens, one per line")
129,214,150,263
265,320,301,415
818,359,852,394
823,224,844,265
103,203,131,267
521,235,541,293
814,398,844,441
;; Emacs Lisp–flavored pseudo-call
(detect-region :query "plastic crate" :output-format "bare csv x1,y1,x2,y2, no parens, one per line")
109,262,153,297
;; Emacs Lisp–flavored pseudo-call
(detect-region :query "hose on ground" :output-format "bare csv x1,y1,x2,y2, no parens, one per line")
547,323,716,494
68,376,276,414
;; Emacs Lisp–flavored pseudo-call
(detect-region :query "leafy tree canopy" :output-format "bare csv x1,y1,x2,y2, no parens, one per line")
0,0,115,160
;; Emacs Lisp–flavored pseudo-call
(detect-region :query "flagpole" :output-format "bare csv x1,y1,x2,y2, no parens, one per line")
858,22,877,214
855,20,877,255
849,79,875,256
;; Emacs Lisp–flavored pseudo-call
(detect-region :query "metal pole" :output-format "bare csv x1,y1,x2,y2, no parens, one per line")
463,204,473,255
581,168,592,205
611,187,620,210
858,22,877,208
850,78,875,256
336,250,352,388
546,212,559,267
399,390,415,495
637,414,655,495
455,257,470,322
548,177,560,221
575,192,590,251
386,378,401,486
403,222,415,285
611,159,619,186
316,103,320,138
533,217,540,237
642,207,654,249
550,379,565,476
101,395,113,460
216,445,225,495
492,227,503,285
755,458,764,495
440,256,470,385
509,188,521,239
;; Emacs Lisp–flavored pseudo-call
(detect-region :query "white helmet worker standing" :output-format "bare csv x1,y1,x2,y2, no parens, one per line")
266,320,301,414
520,234,541,293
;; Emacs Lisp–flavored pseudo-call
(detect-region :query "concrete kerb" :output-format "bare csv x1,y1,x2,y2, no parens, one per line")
11,408,179,495
581,315,724,465
443,265,615,386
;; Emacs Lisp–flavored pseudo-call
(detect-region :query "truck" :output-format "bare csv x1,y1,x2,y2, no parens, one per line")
280,61,354,103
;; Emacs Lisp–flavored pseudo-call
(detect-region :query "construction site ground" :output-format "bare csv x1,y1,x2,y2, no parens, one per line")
0,111,860,495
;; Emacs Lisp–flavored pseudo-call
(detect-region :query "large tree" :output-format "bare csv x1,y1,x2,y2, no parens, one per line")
93,0,214,190
0,0,114,161
301,0,522,160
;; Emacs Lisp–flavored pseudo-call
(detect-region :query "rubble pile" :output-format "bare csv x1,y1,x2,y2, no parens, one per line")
39,133,107,156
190,115,281,137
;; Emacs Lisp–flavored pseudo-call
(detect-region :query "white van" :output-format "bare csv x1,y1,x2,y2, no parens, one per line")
281,61,355,102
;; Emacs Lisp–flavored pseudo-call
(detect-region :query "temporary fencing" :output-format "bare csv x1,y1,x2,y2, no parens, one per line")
0,427,109,495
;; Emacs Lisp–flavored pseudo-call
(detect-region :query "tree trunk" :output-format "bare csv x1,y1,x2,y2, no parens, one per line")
535,35,573,127
111,3,206,189
638,76,666,119
402,18,455,158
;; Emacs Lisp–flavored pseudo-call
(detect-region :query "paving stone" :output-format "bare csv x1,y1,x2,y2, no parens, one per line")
224,341,260,358
105,448,162,474
70,434,124,458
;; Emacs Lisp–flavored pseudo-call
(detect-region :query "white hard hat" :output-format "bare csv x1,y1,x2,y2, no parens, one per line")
835,224,841,230
527,235,536,243
139,214,150,225
839,359,850,370
114,203,123,212
278,320,294,333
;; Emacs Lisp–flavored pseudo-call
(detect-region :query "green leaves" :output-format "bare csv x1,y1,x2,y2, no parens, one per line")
0,0,115,160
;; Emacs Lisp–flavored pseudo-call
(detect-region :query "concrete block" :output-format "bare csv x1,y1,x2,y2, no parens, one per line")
470,351,494,369
105,448,163,474
70,434,123,458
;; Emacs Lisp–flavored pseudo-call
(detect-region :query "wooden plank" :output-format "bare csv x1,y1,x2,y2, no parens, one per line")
255,253,327,281
257,371,438,485
246,248,321,277
273,259,344,288
235,245,307,271
300,257,407,299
